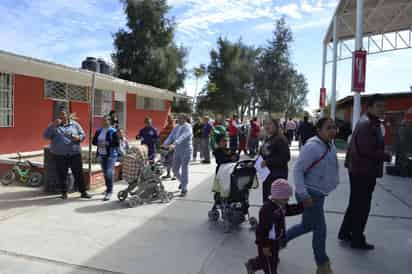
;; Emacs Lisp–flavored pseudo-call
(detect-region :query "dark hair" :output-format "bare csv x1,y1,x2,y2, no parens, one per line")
304,116,309,122
367,94,384,107
315,117,333,131
252,117,258,122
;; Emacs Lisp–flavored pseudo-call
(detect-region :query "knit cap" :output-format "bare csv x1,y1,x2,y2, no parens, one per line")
269,179,293,200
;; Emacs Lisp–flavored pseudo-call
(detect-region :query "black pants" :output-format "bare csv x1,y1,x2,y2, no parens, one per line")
248,242,279,274
262,173,288,203
339,173,376,243
55,154,86,194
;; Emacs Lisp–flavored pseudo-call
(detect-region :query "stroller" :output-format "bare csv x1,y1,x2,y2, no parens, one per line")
208,159,258,233
117,146,173,207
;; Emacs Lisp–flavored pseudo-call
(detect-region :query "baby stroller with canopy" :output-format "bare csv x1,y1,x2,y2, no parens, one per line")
208,159,258,233
118,146,173,207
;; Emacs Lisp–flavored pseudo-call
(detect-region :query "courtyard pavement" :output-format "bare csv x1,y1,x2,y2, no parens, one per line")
0,143,411,274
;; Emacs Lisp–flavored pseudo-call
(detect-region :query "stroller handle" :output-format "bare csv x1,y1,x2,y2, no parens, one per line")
233,159,256,170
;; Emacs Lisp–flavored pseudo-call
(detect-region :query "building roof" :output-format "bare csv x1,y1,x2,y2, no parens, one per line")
0,50,188,101
336,92,412,107
324,0,412,43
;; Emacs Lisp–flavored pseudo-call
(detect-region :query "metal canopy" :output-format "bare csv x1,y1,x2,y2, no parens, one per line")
324,0,412,44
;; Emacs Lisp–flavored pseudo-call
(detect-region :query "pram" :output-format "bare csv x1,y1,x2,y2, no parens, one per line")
117,146,173,207
208,159,258,233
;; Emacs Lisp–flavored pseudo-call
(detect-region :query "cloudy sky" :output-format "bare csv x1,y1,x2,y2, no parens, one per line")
1,0,411,110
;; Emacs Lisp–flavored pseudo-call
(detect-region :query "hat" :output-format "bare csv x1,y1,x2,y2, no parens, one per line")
269,179,293,200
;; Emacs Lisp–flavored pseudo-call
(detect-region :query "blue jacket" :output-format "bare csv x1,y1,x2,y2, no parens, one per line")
293,136,339,199
92,127,120,158
163,122,193,153
44,121,85,156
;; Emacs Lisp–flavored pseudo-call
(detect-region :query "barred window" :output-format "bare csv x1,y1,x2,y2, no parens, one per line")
68,84,89,102
45,80,67,100
45,80,88,103
0,72,13,127
136,96,165,111
94,89,112,116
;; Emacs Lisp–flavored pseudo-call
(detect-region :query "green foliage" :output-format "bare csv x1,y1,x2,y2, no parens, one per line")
196,37,260,117
171,98,193,114
198,17,308,120
113,0,187,91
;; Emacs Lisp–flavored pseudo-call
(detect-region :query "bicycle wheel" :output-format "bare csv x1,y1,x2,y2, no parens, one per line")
1,170,15,186
27,172,43,187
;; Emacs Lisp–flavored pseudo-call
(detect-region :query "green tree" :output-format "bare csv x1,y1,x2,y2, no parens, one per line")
255,17,293,112
112,0,187,91
192,64,207,109
199,37,260,117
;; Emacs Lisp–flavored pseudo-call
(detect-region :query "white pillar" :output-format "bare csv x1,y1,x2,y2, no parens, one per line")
330,15,338,120
352,0,364,129
320,42,327,118
88,73,96,183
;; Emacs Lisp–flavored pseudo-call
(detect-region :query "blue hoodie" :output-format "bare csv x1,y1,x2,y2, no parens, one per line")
293,136,339,199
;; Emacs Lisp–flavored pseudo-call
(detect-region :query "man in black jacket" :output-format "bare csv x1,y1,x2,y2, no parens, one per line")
339,95,391,250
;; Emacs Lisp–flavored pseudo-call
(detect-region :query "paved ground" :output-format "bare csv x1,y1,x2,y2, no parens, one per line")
0,143,411,274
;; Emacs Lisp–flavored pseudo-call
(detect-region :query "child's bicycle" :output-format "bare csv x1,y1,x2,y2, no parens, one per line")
0,153,43,187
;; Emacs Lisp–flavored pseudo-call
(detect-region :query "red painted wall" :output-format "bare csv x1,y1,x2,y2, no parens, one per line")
0,74,171,154
125,94,171,140
0,75,53,154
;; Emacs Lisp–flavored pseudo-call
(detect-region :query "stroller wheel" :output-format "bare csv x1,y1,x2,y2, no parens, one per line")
249,216,258,230
167,192,174,201
118,190,128,201
208,209,220,222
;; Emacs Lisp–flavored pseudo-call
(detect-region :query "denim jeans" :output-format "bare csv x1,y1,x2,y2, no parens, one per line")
100,155,117,194
173,150,191,192
285,190,329,266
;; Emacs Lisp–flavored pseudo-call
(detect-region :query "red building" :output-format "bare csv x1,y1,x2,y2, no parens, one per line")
336,92,412,147
0,50,187,188
0,50,185,154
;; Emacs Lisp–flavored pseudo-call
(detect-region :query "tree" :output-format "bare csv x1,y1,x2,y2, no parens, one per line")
255,17,293,112
192,64,207,109
112,0,187,91
199,37,260,117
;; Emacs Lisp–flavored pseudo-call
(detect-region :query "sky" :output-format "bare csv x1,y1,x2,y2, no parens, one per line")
1,0,412,111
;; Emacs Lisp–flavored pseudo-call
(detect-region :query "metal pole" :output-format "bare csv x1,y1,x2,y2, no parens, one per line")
88,73,96,186
330,15,338,120
320,42,327,118
352,0,364,129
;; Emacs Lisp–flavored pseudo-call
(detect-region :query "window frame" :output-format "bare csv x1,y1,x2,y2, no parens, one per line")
0,72,14,128
93,89,113,117
44,80,89,104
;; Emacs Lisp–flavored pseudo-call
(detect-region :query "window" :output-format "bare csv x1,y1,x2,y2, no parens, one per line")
0,72,13,127
94,89,113,116
136,96,165,111
44,80,89,103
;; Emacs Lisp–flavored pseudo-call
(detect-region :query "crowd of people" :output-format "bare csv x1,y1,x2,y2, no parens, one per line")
43,95,390,274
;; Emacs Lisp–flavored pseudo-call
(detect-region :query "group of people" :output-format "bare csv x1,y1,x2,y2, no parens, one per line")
284,116,317,148
43,95,390,274
245,95,391,274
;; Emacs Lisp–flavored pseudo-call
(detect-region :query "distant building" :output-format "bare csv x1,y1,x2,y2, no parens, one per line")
336,92,412,148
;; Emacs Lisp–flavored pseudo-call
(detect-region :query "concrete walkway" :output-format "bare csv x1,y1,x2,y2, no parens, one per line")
0,144,411,274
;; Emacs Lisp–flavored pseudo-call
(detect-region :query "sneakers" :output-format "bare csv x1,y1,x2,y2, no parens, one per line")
103,193,112,201
180,190,188,197
80,192,92,199
317,261,334,274
244,261,255,274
